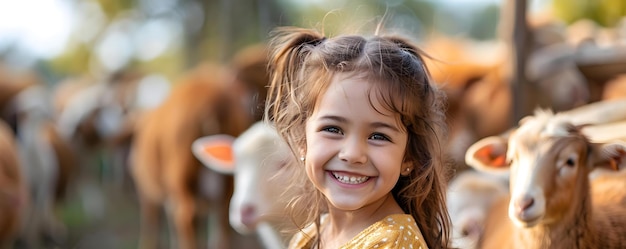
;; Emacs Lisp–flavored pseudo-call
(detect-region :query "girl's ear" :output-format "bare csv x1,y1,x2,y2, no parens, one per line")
299,147,306,162
400,163,413,176
192,134,236,174
400,162,412,176
465,135,510,177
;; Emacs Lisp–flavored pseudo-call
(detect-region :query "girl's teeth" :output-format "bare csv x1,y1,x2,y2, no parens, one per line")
332,172,369,184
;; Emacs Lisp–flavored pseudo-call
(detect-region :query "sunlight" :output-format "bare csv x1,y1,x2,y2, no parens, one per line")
0,0,74,59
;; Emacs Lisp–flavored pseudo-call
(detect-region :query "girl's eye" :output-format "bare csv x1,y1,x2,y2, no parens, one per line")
322,126,342,134
370,133,390,141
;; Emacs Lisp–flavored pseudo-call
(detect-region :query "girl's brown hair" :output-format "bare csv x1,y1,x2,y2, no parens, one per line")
265,26,451,249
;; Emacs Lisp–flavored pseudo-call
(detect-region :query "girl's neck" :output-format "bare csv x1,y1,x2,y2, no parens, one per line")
321,194,405,248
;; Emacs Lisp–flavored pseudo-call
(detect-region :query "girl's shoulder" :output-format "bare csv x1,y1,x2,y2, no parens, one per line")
288,214,428,249
343,214,428,249
288,215,322,249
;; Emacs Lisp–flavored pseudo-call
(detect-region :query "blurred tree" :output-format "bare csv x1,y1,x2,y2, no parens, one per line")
469,3,500,40
197,0,285,64
49,0,286,81
41,0,600,82
275,0,437,40
49,43,92,77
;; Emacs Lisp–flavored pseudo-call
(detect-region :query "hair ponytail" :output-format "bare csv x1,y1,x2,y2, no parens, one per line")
264,27,329,241
265,27,325,148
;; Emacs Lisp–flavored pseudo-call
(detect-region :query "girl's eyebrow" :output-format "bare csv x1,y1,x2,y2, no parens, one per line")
318,115,347,123
318,115,401,133
371,121,401,133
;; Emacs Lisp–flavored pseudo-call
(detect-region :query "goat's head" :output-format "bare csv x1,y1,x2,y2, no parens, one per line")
466,110,626,228
192,122,295,234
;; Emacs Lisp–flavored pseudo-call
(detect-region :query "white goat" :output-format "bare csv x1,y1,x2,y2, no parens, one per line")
193,121,300,249
447,170,508,249
465,110,626,248
581,120,626,142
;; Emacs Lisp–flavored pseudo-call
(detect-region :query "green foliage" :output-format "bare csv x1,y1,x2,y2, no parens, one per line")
94,0,136,19
275,0,437,39
48,43,92,76
553,0,626,27
138,45,186,81
469,4,499,40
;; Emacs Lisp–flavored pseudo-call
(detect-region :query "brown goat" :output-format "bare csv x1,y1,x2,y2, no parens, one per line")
466,110,626,249
0,120,28,249
451,98,626,248
130,62,254,249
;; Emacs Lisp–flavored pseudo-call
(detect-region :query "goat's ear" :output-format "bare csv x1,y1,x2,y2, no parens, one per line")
591,141,626,171
192,134,236,175
465,136,510,176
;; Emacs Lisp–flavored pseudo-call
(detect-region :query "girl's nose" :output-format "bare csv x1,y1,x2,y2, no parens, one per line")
338,137,367,164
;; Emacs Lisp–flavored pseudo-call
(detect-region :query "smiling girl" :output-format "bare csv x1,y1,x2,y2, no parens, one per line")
265,27,452,249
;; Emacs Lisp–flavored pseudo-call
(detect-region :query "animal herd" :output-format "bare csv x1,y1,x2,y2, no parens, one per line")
1,15,626,249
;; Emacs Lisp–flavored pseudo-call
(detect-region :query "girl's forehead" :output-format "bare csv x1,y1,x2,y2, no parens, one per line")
326,73,384,101
314,73,403,122
337,73,398,104
329,72,384,92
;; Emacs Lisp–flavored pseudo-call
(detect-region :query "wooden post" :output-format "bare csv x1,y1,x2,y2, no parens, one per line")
500,0,530,126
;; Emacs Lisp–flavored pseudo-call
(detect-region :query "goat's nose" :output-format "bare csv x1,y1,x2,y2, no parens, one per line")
515,196,535,213
460,219,482,238
240,204,257,228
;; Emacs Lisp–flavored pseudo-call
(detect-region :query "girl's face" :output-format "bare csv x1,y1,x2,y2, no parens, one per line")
304,73,409,212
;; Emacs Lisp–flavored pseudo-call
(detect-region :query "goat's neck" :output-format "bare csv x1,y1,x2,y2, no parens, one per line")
513,181,596,249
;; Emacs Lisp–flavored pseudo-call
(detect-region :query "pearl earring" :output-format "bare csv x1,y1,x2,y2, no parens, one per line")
405,168,411,172
300,156,305,162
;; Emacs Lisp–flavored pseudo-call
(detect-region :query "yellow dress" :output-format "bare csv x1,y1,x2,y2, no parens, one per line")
288,214,428,249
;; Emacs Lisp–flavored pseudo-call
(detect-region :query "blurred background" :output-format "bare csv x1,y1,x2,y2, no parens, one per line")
0,0,625,248
5,0,624,79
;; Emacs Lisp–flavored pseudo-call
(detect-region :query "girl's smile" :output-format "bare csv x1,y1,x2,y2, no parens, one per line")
329,171,372,185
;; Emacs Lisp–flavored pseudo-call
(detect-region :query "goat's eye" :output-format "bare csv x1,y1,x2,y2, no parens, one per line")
565,157,576,167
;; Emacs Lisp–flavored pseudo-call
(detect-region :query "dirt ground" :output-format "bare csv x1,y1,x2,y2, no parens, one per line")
55,175,264,249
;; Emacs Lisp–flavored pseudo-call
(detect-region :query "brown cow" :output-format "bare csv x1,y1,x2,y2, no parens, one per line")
130,62,255,249
0,120,28,249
